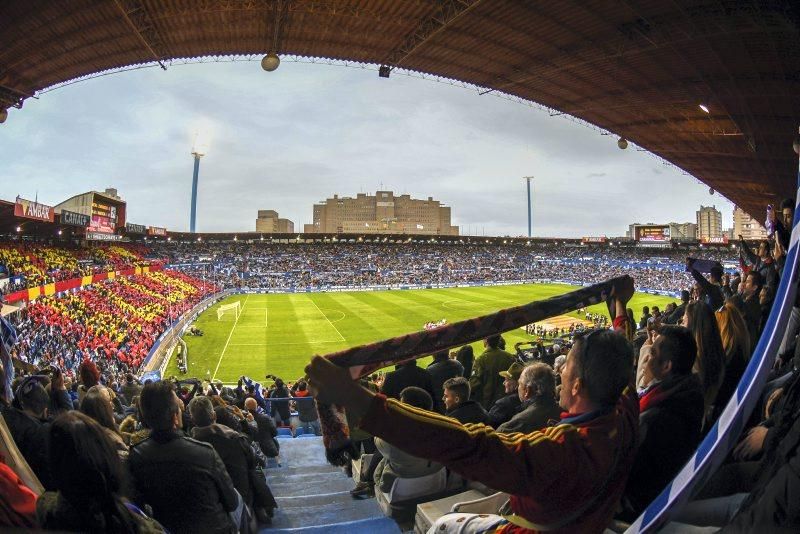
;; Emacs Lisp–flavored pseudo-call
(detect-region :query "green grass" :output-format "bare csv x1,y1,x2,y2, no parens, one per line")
166,283,676,383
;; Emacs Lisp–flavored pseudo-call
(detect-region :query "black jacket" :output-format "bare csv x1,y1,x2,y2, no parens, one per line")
426,359,464,413
250,411,279,457
270,385,291,422
446,400,490,425
381,361,436,401
2,406,52,490
620,374,703,521
191,423,258,508
487,393,522,428
723,371,800,532
293,393,318,422
128,430,238,534
496,396,560,434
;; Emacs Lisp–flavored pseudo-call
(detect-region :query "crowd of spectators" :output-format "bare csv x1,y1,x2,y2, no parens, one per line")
9,270,217,378
152,241,738,294
0,241,156,293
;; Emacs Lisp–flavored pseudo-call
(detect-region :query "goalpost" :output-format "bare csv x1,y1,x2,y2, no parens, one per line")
217,301,242,321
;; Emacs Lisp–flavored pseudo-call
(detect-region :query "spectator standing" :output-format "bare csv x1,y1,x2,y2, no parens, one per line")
683,301,726,429
269,378,291,426
455,345,474,382
426,350,464,413
121,373,142,406
620,326,703,521
243,398,279,458
2,376,53,489
292,381,321,435
380,360,435,402
469,335,515,409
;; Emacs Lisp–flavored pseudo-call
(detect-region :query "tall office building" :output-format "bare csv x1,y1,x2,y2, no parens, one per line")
696,205,723,240
733,206,768,240
256,210,294,233
303,191,458,235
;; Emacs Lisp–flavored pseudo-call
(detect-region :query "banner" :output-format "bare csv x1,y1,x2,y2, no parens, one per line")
148,226,167,236
126,222,146,234
60,210,89,227
14,196,54,222
581,236,607,243
86,231,122,241
701,236,729,244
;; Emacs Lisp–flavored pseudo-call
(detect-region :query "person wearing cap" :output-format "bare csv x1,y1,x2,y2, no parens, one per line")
2,375,54,489
486,362,525,428
442,377,490,425
497,363,560,434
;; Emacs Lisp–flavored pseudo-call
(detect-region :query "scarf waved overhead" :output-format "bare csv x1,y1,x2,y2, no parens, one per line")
315,275,634,465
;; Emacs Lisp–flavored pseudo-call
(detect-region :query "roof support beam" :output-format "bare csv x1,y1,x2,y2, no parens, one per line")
380,0,485,73
113,0,171,70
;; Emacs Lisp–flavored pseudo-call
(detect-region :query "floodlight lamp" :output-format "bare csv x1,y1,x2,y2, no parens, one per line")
699,104,710,113
58,229,62,235
233,236,237,241
0,108,7,123
197,237,202,242
191,129,210,157
167,237,171,241
617,137,628,150
16,226,21,232
261,53,281,72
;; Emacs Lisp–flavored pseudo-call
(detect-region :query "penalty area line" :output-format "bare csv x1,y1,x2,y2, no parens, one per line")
212,295,249,380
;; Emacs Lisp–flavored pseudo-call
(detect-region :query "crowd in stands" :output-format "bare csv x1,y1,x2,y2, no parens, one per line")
2,197,800,531
9,270,217,378
153,241,737,294
0,242,156,293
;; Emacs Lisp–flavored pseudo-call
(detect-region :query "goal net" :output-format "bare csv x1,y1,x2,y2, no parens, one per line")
217,301,241,321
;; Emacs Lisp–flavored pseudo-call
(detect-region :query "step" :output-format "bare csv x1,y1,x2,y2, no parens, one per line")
259,516,401,534
268,471,354,497
267,493,387,529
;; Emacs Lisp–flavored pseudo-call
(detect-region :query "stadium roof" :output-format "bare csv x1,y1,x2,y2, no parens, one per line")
2,1,799,217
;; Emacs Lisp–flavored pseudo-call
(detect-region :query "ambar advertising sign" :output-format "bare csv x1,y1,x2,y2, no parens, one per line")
126,222,147,234
15,196,54,222
148,226,167,236
60,210,90,227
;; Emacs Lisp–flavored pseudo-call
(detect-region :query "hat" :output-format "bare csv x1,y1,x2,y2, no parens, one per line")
499,362,525,381
15,376,49,414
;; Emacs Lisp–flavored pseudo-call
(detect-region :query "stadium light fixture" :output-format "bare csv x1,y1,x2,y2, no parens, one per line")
699,104,710,113
0,108,7,123
197,237,201,242
233,236,238,241
57,229,62,235
16,226,21,232
617,137,628,150
167,237,171,242
261,53,280,71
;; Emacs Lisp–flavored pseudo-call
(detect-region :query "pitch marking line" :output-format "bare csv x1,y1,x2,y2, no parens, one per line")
230,341,340,346
212,295,249,380
309,298,346,342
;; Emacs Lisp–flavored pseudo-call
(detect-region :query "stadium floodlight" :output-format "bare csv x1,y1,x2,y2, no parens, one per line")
0,108,7,123
189,129,210,233
699,104,710,113
523,176,535,237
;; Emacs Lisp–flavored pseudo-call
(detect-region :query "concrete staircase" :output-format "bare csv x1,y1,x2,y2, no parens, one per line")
260,436,401,534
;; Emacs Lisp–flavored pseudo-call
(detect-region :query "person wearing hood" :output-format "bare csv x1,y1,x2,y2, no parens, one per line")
619,325,704,521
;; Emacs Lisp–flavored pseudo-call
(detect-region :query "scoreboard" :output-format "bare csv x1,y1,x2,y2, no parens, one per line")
635,225,671,242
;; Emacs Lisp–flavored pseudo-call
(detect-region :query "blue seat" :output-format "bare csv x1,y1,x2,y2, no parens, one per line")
277,427,293,437
294,427,305,437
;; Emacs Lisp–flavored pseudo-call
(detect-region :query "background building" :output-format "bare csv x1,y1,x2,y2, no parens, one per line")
696,205,723,240
303,190,458,235
55,188,127,241
733,206,768,240
256,210,294,233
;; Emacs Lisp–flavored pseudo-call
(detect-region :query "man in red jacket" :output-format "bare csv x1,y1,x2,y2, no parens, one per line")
305,281,638,533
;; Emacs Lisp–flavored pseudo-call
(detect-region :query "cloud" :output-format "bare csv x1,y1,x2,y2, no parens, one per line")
0,61,733,237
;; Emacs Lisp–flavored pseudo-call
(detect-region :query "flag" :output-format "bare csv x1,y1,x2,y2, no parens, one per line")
0,315,18,402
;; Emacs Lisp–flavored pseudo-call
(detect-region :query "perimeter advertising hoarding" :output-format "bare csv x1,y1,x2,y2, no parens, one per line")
14,196,54,222
86,231,122,241
701,236,729,244
148,226,167,236
126,222,147,234
635,225,671,242
60,210,90,227
581,236,607,244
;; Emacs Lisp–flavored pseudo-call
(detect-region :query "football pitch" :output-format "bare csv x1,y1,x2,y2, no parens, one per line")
165,283,676,383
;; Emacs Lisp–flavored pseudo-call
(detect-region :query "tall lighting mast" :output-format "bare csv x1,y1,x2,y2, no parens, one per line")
523,176,534,237
190,131,209,233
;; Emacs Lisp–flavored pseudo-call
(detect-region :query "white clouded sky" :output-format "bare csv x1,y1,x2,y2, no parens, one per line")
0,60,734,237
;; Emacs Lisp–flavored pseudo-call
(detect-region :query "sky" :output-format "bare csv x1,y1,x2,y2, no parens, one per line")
0,59,735,238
